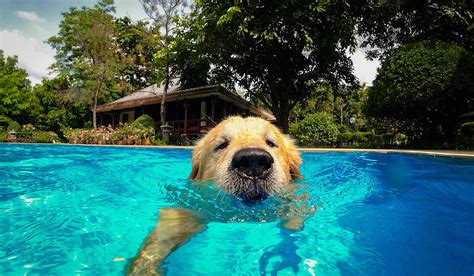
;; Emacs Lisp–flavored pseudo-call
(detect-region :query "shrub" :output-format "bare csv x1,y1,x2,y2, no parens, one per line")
338,131,372,146
64,124,155,145
132,115,155,129
0,132,6,142
290,112,340,146
33,131,59,143
16,129,33,140
457,122,474,149
151,137,167,146
460,122,474,137
6,120,21,132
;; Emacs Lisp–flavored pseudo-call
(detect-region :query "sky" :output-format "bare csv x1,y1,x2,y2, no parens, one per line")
0,0,380,86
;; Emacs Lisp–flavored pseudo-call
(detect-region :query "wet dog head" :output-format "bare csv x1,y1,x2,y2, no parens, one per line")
189,116,302,203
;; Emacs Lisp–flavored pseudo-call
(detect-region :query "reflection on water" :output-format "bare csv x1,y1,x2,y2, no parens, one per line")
1,145,473,275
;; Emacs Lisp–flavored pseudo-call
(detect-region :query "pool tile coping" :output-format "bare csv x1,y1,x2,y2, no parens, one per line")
3,143,474,158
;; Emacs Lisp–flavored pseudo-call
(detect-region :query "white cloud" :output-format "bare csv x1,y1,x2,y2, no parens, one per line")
15,10,46,23
0,29,55,85
351,48,380,86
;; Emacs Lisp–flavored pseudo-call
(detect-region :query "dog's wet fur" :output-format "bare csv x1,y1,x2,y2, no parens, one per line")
189,116,302,203
128,117,305,275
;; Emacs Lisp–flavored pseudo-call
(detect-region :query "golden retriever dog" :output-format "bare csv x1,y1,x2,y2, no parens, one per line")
128,116,308,275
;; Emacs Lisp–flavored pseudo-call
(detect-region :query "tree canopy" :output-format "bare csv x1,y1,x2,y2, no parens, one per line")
366,40,474,145
181,1,359,132
115,16,160,93
48,0,124,129
0,50,34,124
357,0,473,58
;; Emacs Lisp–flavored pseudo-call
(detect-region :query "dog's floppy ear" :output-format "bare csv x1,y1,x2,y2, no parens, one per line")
189,155,201,180
189,139,206,180
283,135,302,180
289,153,302,180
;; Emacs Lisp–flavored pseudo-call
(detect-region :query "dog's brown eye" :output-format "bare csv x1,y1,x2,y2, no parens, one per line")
266,140,277,148
216,141,229,151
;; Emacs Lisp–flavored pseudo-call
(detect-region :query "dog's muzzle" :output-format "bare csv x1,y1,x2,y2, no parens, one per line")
231,148,274,202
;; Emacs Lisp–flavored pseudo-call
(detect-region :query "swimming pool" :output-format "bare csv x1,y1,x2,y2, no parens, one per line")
0,144,473,275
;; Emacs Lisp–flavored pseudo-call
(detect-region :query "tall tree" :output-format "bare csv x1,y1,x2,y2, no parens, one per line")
357,0,473,58
0,50,34,124
183,1,358,132
32,77,90,132
366,40,474,145
139,0,188,127
48,0,123,129
115,16,160,93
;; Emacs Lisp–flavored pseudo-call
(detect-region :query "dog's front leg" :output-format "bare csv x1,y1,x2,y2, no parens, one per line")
127,207,206,275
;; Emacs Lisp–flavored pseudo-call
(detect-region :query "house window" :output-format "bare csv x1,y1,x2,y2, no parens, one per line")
200,100,207,127
120,111,135,123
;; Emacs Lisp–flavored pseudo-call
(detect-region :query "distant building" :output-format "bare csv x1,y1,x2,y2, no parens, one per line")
96,83,275,137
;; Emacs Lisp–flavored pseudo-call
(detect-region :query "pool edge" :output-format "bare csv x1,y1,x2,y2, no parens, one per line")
1,142,473,158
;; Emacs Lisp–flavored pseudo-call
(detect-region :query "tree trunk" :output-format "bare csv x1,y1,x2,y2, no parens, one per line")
273,107,290,134
93,83,101,130
160,77,169,126
160,21,171,127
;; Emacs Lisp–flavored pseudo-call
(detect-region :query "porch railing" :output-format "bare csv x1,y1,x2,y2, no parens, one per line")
154,117,217,135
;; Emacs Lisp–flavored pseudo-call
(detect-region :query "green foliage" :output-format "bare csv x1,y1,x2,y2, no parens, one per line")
0,132,6,142
357,0,473,58
336,131,407,148
8,128,59,143
458,122,474,149
0,116,18,132
290,112,340,146
48,0,125,129
366,40,474,145
0,50,35,123
140,0,189,125
291,85,369,132
169,132,190,146
63,124,154,145
32,78,90,133
114,16,159,92
460,122,474,136
132,114,155,129
184,1,359,132
33,131,59,143
151,137,167,146
6,120,21,132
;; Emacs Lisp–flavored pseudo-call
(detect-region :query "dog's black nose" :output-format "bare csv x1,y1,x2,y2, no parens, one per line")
231,148,274,177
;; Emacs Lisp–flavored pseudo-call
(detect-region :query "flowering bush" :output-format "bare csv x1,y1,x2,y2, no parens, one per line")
63,124,155,145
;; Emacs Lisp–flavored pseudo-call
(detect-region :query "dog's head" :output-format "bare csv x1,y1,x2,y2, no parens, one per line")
189,116,302,203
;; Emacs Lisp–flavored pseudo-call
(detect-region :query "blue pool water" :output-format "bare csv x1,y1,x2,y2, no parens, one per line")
0,144,473,275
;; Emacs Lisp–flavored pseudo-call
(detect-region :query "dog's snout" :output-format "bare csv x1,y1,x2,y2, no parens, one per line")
231,148,274,177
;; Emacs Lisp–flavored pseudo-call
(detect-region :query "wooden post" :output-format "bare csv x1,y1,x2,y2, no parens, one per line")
211,96,216,121
184,100,189,135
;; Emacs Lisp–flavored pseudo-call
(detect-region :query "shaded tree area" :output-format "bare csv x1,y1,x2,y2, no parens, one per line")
2,0,473,148
32,77,91,133
357,0,473,59
2,0,164,135
0,50,34,124
115,16,160,94
366,40,474,146
178,0,360,133
139,0,189,127
48,0,126,129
